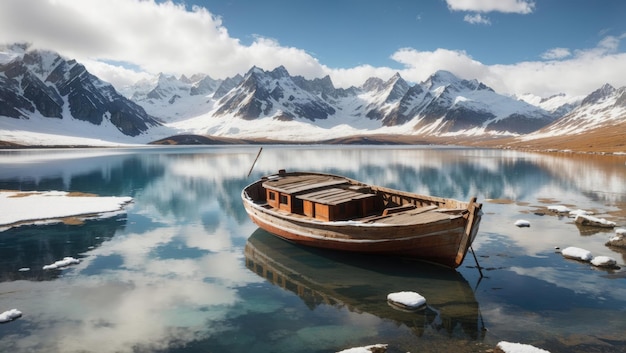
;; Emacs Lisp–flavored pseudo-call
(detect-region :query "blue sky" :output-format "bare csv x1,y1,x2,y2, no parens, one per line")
193,0,624,67
1,0,625,97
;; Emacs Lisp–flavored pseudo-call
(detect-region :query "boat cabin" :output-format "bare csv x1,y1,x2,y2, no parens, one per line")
262,173,378,222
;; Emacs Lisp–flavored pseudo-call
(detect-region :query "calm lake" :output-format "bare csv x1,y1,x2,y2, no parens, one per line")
0,146,625,353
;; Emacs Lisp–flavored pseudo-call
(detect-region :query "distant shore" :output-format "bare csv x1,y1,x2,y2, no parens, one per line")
2,130,625,155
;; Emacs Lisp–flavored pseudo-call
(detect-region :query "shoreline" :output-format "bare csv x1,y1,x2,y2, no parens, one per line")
1,132,625,156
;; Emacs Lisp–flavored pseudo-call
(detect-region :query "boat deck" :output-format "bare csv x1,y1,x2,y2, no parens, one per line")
296,187,376,205
262,174,350,194
358,205,457,225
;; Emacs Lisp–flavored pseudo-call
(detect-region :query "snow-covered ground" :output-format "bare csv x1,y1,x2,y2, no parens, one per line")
0,190,133,231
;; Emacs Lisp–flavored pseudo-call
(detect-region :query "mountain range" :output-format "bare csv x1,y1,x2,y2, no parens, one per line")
1,44,624,152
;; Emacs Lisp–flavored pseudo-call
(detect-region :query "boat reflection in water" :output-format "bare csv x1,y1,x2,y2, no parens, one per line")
244,229,484,340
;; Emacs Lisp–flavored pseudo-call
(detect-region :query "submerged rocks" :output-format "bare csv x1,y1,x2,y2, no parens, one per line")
606,228,626,248
574,214,616,228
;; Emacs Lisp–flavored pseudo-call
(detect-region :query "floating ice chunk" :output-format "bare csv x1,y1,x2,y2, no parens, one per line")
561,247,593,262
0,309,22,323
616,228,626,236
590,256,617,268
548,205,570,213
43,257,80,270
336,344,388,353
18,268,30,272
387,291,426,311
0,190,133,229
574,214,616,228
496,341,550,353
514,219,530,227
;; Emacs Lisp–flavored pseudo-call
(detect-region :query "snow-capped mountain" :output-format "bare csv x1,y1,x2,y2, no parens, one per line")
0,44,160,138
389,70,555,135
524,83,626,138
516,92,582,118
124,72,233,122
214,66,337,121
173,65,556,137
1,44,624,149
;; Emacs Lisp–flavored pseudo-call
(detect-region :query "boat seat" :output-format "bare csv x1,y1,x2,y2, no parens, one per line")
382,204,416,216
358,205,438,223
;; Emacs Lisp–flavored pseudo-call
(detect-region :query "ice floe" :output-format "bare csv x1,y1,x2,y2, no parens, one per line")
561,246,593,261
496,341,550,353
590,256,617,268
560,247,619,268
43,257,80,270
0,309,22,323
336,344,388,353
0,190,132,230
547,205,570,213
569,209,593,217
514,219,530,227
387,291,426,311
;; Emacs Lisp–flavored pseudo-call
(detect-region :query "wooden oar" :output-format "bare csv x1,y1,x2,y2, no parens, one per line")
247,147,263,177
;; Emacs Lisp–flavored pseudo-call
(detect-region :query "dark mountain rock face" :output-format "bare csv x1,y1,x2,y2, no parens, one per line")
205,67,556,135
0,48,160,136
214,66,335,121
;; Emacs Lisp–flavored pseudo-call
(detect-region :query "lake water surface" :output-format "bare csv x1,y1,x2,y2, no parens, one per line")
0,146,625,353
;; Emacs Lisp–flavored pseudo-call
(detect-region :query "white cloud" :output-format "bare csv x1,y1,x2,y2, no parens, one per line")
0,0,324,82
463,14,491,25
540,48,572,60
446,0,535,14
0,0,624,99
384,36,626,97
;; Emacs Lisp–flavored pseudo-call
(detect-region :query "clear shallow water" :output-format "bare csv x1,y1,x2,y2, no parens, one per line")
0,146,625,353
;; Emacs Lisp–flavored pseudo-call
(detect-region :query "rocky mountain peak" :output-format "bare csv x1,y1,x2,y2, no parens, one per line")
362,77,385,92
425,70,459,88
270,65,290,79
0,46,160,136
581,83,616,106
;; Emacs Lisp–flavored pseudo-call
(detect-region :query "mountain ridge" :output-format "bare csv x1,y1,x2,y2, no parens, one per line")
1,45,625,152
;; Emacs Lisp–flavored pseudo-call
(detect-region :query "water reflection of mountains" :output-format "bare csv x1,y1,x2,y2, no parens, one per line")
244,229,484,340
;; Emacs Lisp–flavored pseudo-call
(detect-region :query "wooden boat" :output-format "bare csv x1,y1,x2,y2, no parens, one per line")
242,170,483,268
244,228,483,339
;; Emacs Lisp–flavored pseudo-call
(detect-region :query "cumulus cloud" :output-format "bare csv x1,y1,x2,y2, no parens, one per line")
386,36,626,97
0,0,624,98
446,0,535,14
0,0,324,86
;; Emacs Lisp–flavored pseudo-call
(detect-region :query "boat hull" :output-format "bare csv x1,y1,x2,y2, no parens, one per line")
242,171,482,268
